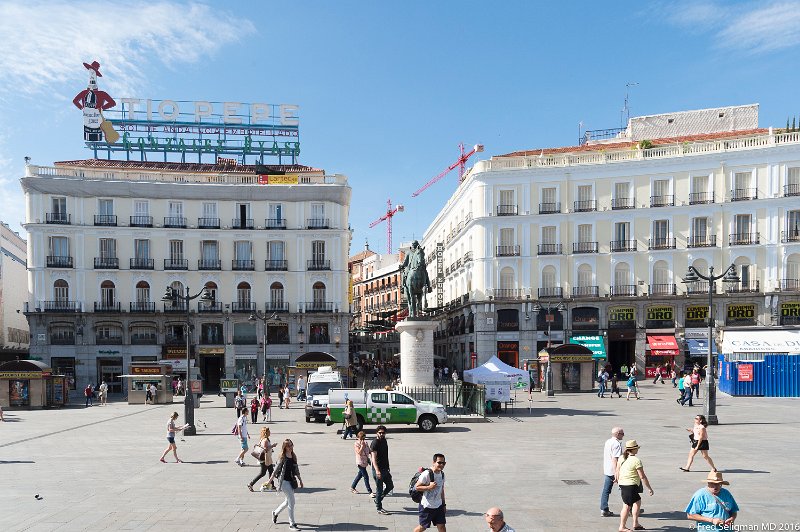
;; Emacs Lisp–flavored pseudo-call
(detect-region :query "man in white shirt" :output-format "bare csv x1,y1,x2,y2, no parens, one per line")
414,453,447,532
99,381,108,406
149,383,158,404
235,410,250,466
297,375,306,401
601,426,625,517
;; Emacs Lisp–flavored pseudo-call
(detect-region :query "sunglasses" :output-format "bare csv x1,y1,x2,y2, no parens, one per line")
377,432,386,435
436,461,446,465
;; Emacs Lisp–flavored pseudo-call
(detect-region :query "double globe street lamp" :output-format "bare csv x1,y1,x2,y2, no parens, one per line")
531,301,566,397
161,285,213,436
248,310,280,393
682,264,739,425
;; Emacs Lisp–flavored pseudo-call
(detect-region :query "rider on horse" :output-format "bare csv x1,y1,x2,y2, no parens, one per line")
401,241,432,317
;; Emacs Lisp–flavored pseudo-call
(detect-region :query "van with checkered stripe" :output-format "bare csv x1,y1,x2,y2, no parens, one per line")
326,388,447,432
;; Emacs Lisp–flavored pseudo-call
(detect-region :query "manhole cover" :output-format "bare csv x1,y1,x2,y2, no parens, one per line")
562,479,588,485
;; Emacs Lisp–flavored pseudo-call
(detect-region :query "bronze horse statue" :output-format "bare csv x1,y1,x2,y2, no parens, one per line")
401,241,432,318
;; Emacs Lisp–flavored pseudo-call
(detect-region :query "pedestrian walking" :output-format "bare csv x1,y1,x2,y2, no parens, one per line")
610,373,622,398
670,366,678,387
677,372,687,405
342,400,358,439
685,471,739,530
370,425,394,515
484,507,515,532
234,408,250,466
250,397,259,423
159,412,189,463
234,391,245,418
176,378,184,396
284,385,291,409
600,426,624,517
625,374,640,400
297,375,306,401
269,439,304,530
616,440,654,532
350,430,373,495
98,381,108,405
681,373,695,406
84,383,94,407
260,393,272,422
690,369,702,399
149,383,158,404
278,385,284,409
597,368,609,398
652,364,663,384
247,426,277,491
413,453,447,532
681,414,717,472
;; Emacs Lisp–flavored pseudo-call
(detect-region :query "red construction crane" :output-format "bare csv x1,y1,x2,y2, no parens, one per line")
411,143,484,198
369,198,404,254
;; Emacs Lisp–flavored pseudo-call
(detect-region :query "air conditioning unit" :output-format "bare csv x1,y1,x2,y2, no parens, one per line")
190,225,196,229
223,225,229,229
156,224,163,228
257,226,264,230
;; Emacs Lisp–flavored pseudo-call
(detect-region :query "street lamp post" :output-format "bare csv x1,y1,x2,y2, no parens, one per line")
682,264,739,425
531,301,566,397
161,285,213,436
249,310,279,393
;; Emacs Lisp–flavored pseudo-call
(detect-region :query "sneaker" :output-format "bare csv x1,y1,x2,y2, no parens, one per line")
289,525,300,531
272,511,278,524
601,510,614,517
369,492,376,498
377,509,390,515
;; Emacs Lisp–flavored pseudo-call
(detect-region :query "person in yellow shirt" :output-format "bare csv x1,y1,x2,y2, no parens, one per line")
616,440,654,531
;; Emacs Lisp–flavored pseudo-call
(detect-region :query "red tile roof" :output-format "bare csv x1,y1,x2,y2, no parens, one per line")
53,159,321,173
498,128,770,157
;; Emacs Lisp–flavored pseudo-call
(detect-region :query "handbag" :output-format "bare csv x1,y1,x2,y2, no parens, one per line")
251,444,265,460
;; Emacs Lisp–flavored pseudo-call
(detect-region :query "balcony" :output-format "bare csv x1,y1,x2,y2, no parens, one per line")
130,258,154,270
307,218,330,229
198,259,221,270
129,215,153,227
686,281,711,295
164,216,187,228
610,240,636,252
572,241,598,254
781,279,800,291
94,257,119,269
611,285,636,297
198,217,220,229
163,302,188,313
231,302,256,313
306,301,334,312
265,218,287,229
307,259,331,270
649,283,676,296
539,202,561,214
538,287,563,299
50,335,75,345
231,218,254,230
165,335,187,345
784,184,800,197
725,280,760,293
496,204,518,216
538,243,562,255
44,300,80,312
648,238,676,250
94,214,117,226
650,195,675,207
93,302,121,312
729,232,760,245
47,255,73,268
265,259,288,271
688,235,717,248
782,230,800,243
129,302,155,313
611,197,635,210
689,192,714,205
164,258,188,270
494,288,523,300
265,302,290,313
497,245,521,256
463,251,473,263
199,302,223,313
232,259,255,271
131,334,157,345
96,336,123,345
572,286,599,298
730,188,757,201
573,199,597,212
46,212,71,224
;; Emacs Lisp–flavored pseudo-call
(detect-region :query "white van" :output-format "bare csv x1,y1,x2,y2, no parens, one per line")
304,366,343,422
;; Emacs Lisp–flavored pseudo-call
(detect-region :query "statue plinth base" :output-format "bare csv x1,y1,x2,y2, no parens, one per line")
396,319,437,386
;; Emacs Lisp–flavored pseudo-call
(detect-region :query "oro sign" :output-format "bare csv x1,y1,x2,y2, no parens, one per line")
737,363,754,382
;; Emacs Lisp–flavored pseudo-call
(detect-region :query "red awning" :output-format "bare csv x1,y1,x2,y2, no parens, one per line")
646,335,679,356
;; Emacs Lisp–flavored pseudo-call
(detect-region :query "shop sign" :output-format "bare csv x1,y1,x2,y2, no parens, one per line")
497,341,519,351
235,354,258,360
737,363,754,382
198,347,225,355
100,365,123,373
0,372,47,379
684,328,709,339
571,307,600,330
497,309,519,332
569,335,607,359
258,174,299,185
296,361,338,369
436,243,444,308
190,380,203,394
162,345,194,358
549,354,593,363
780,302,800,326
726,304,757,326
645,305,674,329
536,331,565,341
131,366,162,375
265,354,290,360
608,306,636,329
685,305,710,328
161,359,184,371
220,379,240,393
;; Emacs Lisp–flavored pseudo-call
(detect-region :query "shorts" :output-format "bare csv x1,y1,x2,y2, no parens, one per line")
167,436,175,444
418,504,446,527
693,440,710,451
241,440,249,450
619,484,641,506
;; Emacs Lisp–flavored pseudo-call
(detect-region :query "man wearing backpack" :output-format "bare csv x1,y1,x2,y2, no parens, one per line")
413,453,447,532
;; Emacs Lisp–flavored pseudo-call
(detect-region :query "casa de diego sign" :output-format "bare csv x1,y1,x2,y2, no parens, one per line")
73,61,300,163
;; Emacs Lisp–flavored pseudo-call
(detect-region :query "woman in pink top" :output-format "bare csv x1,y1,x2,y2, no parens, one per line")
681,414,717,472
350,430,374,496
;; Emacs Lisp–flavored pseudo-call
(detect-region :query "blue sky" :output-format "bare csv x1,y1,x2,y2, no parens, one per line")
2,0,800,253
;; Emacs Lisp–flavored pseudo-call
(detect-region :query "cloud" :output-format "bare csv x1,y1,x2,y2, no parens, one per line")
0,0,254,96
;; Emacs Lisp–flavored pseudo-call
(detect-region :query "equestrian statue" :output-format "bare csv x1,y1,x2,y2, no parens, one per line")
401,240,432,318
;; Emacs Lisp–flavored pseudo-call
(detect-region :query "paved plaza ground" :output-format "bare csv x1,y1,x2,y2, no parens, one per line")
1,382,798,531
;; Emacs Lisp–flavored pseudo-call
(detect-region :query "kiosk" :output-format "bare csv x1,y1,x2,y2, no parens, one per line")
121,363,173,404
0,360,67,409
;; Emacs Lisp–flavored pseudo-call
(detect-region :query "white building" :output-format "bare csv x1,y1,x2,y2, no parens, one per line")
421,104,800,389
22,159,351,395
0,222,29,362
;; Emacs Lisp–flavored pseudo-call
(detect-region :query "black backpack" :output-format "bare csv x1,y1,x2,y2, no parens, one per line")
409,468,444,503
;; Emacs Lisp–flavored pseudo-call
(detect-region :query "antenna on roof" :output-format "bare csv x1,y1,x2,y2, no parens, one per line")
621,82,639,128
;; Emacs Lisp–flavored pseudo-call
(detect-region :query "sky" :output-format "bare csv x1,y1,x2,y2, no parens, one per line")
2,0,800,253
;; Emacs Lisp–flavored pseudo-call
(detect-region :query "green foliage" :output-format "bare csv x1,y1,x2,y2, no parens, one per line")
637,139,653,150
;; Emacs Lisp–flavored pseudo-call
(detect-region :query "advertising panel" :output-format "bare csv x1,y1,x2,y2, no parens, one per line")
737,363,754,382
780,301,800,326
726,304,757,326
608,306,636,329
645,305,675,329
685,306,709,328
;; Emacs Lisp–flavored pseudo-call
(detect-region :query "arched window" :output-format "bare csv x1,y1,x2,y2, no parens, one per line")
541,266,557,289
652,260,670,295
204,281,218,303
733,256,754,290
313,281,326,303
100,280,116,306
270,282,284,307
614,263,630,287
577,264,593,287
237,282,252,307
54,279,69,302
136,281,150,303
499,267,515,294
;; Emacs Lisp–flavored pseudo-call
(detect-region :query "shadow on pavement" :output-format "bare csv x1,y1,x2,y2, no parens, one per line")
0,460,35,464
641,510,687,520
298,487,335,493
298,524,389,531
182,460,229,464
515,407,616,417
444,508,484,517
719,468,770,474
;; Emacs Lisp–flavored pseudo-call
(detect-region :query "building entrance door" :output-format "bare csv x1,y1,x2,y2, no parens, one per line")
201,355,224,392
608,339,635,374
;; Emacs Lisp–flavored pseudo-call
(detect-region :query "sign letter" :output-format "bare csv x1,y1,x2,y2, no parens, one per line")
223,102,242,124
158,100,179,121
194,101,212,122
280,104,299,126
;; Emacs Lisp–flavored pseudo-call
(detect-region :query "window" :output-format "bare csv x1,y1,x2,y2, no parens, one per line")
313,282,326,303
692,174,708,194
134,200,149,217
136,281,150,303
371,392,388,404
201,241,218,261
268,241,285,261
98,199,113,216
614,263,630,286
237,282,252,305
201,323,223,344
99,238,117,259
168,201,183,217
542,226,556,245
577,264,593,287
653,179,670,197
267,323,289,344
541,266,557,289
311,203,325,219
577,184,592,201
734,171,752,191
499,228,514,247
614,182,629,201
499,189,514,206
652,220,669,241
499,267,515,290
653,261,670,285
131,326,157,344
50,327,75,346
49,236,69,257
235,241,252,261
203,282,218,303
269,203,283,220
235,203,251,225
542,187,557,204
100,280,116,306
740,264,752,286
788,210,800,237
96,325,123,344
577,224,592,243
52,197,67,214
735,214,752,234
54,279,69,302
202,202,217,218
309,323,329,344
692,217,709,239
391,393,414,405
614,222,630,241
169,240,183,260
233,322,257,344
312,240,326,262
270,282,284,306
134,239,150,259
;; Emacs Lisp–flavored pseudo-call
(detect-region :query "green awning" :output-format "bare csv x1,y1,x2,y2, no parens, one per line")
570,335,607,359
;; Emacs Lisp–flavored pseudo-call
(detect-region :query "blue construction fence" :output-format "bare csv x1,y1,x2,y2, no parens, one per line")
718,354,800,397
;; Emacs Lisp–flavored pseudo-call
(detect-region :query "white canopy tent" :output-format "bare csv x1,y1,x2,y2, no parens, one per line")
463,356,527,400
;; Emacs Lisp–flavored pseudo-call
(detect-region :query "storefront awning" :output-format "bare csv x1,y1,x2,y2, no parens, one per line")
686,338,717,356
646,335,680,356
569,335,607,359
722,330,800,354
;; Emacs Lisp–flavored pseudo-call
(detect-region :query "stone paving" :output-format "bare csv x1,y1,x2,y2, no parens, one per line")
0,382,798,531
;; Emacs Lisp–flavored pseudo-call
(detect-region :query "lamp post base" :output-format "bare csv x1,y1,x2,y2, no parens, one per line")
184,395,196,436
545,366,555,397
706,415,719,426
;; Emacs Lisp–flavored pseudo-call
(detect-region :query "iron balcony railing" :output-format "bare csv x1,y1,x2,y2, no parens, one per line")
46,212,71,224
232,259,255,271
44,300,80,312
129,215,153,227
781,279,800,291
688,235,717,248
265,259,288,271
497,245,521,256
730,188,757,201
164,216,187,228
129,302,156,313
231,218,254,230
265,218,287,229
610,285,636,297
784,184,800,197
538,287,563,299
307,259,331,270
94,214,117,226
307,218,330,229
131,335,157,345
266,302,290,313
650,195,675,207
198,302,223,313
198,259,222,270
50,335,75,345
94,257,119,269
163,302,188,313
198,217,220,229
496,204,518,216
231,302,256,313
47,256,73,268
725,280,760,293
689,192,714,204
611,197,635,210
573,199,597,212
164,258,188,270
538,243,562,255
648,237,676,250
649,283,677,296
610,240,637,252
686,281,711,295
306,301,334,312
572,286,599,298
130,258,154,270
494,289,523,300
463,251,473,263
572,241,598,254
539,202,561,214
729,232,760,245
94,302,121,312
781,230,800,243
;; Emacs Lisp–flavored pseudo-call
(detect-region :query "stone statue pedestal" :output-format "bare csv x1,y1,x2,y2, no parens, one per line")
396,319,437,386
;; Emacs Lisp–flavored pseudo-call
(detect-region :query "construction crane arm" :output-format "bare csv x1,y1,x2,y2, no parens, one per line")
411,144,483,198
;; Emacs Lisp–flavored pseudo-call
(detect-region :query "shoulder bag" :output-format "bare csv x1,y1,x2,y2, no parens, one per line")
251,444,265,461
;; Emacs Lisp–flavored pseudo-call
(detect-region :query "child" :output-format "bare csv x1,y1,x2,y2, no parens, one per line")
611,373,622,398
250,397,259,423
